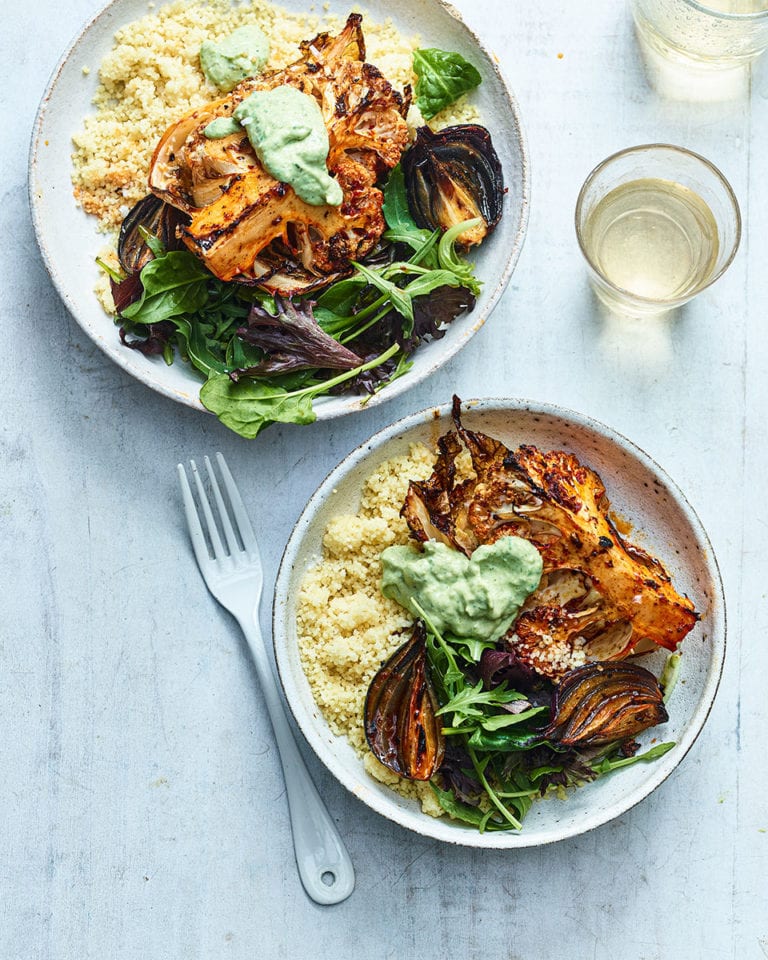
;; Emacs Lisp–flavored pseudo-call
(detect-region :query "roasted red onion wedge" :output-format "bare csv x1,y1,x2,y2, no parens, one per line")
364,621,445,780
117,194,187,274
402,124,504,247
543,662,668,746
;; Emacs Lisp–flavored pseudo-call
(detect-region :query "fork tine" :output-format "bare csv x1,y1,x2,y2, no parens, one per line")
190,459,227,561
216,452,259,556
204,455,239,557
177,463,212,568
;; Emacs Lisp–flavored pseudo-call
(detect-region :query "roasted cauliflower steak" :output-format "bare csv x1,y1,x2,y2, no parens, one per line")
148,14,410,295
402,398,699,679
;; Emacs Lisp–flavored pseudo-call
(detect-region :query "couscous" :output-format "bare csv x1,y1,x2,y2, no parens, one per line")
295,442,448,816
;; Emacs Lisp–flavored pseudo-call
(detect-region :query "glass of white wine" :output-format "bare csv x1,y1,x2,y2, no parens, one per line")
631,0,768,98
575,144,740,316
632,0,768,64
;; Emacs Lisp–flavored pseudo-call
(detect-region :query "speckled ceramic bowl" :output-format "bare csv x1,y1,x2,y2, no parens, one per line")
29,0,528,417
273,398,726,847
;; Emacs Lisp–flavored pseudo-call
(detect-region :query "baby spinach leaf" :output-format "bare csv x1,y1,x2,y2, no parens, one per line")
413,48,482,120
121,251,211,325
382,165,436,258
200,376,317,439
315,276,367,317
383,165,421,236
200,343,399,438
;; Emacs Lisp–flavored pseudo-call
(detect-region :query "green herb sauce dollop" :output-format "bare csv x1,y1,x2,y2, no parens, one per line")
205,86,342,207
199,25,270,92
380,536,543,643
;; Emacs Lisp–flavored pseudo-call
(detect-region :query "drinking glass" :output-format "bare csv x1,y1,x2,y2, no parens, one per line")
630,0,768,98
575,144,741,317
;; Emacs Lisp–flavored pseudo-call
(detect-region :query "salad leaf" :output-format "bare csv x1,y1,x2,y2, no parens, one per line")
227,330,268,372
661,653,682,703
234,297,364,377
353,262,415,333
413,48,482,120
430,783,495,830
120,250,211,325
200,378,317,438
137,224,166,259
479,648,541,694
382,165,438,264
466,728,546,754
119,321,175,360
590,741,676,775
437,221,483,295
480,706,549,731
170,316,230,377
95,256,122,283
315,276,370,319
382,164,415,232
416,602,464,693
200,343,399,438
357,352,413,397
449,634,496,664
382,165,432,240
436,680,526,723
467,746,523,829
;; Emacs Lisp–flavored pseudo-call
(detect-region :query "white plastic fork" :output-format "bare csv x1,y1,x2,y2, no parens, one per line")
177,453,355,905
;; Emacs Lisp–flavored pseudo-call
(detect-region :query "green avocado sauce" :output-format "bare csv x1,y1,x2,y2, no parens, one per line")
380,537,543,643
199,25,270,93
203,117,241,139
204,86,342,207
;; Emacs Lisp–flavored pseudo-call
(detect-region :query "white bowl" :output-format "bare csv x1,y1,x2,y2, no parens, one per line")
273,398,726,847
29,0,529,417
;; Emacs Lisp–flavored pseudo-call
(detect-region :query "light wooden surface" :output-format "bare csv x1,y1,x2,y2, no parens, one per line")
3,1,767,957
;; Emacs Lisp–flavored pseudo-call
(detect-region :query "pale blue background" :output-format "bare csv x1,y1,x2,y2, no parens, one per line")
2,1,766,957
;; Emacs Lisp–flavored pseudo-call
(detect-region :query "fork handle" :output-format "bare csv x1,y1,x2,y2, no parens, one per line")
238,615,355,905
